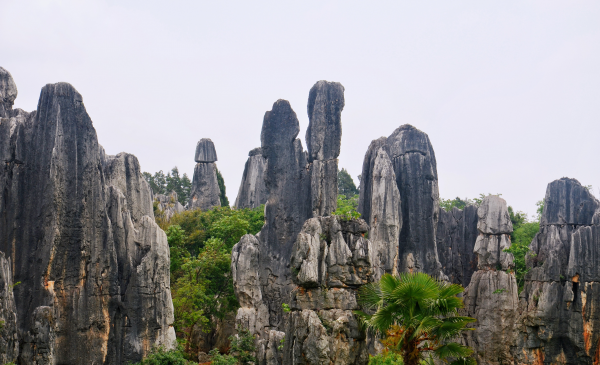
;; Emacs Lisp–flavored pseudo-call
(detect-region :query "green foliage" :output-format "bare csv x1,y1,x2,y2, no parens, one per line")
143,167,191,205
164,205,264,256
131,346,191,365
338,168,359,197
228,328,257,364
504,220,540,291
172,238,238,353
209,349,237,365
216,168,230,207
333,194,361,220
439,197,472,211
358,272,475,365
282,303,291,313
369,351,404,364
208,329,256,365
439,194,501,212
536,199,545,222
162,205,264,356
492,288,507,294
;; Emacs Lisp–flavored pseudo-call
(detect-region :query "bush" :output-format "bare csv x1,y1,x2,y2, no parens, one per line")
333,194,360,220
369,351,404,364
131,346,190,365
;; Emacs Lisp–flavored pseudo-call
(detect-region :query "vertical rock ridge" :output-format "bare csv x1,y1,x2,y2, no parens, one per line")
231,82,345,364
436,205,479,286
514,177,600,364
463,195,518,365
0,68,175,364
234,147,267,209
189,138,221,211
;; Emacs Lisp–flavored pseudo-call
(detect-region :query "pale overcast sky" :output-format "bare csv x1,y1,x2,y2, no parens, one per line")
2,1,599,217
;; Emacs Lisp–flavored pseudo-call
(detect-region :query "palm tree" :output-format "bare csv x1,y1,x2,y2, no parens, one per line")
358,272,476,365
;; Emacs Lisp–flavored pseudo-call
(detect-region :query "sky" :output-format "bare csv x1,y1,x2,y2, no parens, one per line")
2,0,599,218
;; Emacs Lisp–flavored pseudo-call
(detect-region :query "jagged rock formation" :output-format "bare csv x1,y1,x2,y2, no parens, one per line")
0,251,18,364
463,196,518,364
234,147,267,209
514,178,600,364
189,138,221,210
436,205,479,286
231,81,344,364
362,147,401,281
284,216,372,365
358,125,444,277
0,67,175,364
195,138,218,163
155,191,185,220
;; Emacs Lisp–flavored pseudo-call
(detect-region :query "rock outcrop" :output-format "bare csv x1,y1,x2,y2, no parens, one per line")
155,191,185,220
436,205,479,286
463,196,518,364
514,178,600,364
231,81,344,364
234,147,268,209
283,216,372,365
358,125,444,278
0,68,175,364
189,138,221,210
0,251,18,364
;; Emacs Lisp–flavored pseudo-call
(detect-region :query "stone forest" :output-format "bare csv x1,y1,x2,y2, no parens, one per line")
1,65,599,364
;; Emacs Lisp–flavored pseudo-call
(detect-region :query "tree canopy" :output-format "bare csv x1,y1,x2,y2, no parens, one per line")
359,272,476,365
338,168,359,197
143,167,192,205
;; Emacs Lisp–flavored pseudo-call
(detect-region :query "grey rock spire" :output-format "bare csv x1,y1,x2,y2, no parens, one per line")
189,138,221,211
231,81,345,364
234,147,267,209
195,138,218,163
0,69,175,364
514,178,600,364
463,195,518,365
358,125,444,278
0,67,17,117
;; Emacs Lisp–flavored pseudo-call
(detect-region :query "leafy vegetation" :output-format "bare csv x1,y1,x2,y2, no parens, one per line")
163,205,264,358
208,329,257,365
143,167,192,205
216,168,230,207
333,194,361,220
359,272,476,365
338,168,359,197
505,205,540,291
131,346,191,365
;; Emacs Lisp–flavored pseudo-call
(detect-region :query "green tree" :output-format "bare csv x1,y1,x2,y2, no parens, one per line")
338,168,359,197
209,329,256,365
359,273,476,365
144,168,191,205
216,168,230,207
333,194,361,220
439,197,470,211
172,238,237,355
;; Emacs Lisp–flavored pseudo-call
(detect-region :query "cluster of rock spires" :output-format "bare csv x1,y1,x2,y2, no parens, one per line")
3,64,600,364
228,78,600,364
0,67,175,364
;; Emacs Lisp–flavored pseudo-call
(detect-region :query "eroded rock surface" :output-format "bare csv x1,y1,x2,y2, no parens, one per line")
436,205,479,286
285,216,371,365
155,191,185,220
358,125,444,277
463,195,518,365
195,138,218,163
231,81,345,364
0,68,175,364
0,251,18,364
234,147,268,209
514,178,600,364
189,159,221,211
